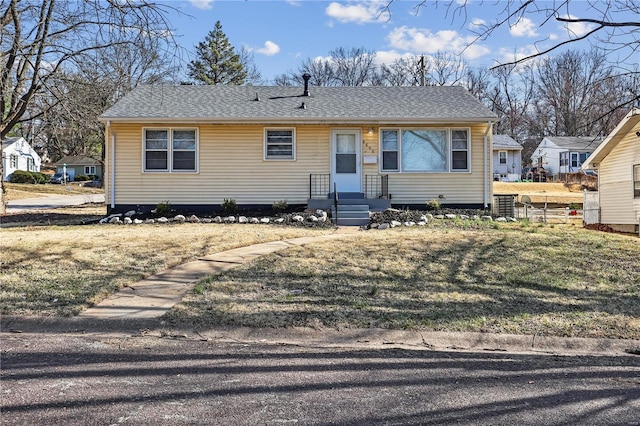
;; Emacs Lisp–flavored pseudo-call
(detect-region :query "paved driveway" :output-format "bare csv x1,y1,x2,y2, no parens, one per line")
6,193,105,212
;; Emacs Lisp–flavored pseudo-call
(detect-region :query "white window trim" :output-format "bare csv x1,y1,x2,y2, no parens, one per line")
142,127,199,173
499,151,507,164
264,127,296,161
379,127,471,173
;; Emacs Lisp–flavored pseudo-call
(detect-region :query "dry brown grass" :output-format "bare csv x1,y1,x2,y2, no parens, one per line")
0,224,334,316
494,182,584,204
170,224,640,339
4,182,103,201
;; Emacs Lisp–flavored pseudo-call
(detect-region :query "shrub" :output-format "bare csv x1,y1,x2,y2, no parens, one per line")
155,200,171,216
8,170,47,184
222,198,237,213
74,174,89,181
272,199,288,212
426,199,440,211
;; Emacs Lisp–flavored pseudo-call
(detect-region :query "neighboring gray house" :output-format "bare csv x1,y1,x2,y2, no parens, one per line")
530,136,602,178
1,137,41,181
492,135,523,181
54,155,102,181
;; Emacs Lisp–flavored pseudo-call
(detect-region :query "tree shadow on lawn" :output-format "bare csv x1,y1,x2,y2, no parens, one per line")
173,231,640,338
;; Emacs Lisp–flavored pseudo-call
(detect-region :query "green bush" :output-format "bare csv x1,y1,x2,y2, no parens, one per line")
222,198,237,213
426,199,441,211
74,175,89,181
9,170,47,184
155,200,171,216
272,199,288,212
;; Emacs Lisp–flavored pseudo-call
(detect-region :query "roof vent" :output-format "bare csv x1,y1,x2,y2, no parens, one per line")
302,73,311,97
300,102,306,109
254,91,260,101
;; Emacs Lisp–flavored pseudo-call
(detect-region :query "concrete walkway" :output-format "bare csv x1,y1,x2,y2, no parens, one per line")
6,193,105,212
79,232,358,320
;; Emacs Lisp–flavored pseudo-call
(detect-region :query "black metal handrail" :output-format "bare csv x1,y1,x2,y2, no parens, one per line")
309,174,330,199
364,174,389,199
333,182,339,225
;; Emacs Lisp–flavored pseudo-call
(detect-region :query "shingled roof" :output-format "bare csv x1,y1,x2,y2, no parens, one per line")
493,135,522,150
100,85,498,124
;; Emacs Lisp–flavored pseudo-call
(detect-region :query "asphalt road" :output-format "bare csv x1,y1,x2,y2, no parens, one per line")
5,193,105,213
2,332,639,425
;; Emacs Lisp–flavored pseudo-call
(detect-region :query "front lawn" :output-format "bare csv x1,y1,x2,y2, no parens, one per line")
169,224,640,339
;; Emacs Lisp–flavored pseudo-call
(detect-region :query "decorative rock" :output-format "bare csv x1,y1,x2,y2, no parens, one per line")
390,220,401,228
260,217,270,224
202,218,213,223
378,223,390,230
99,217,108,224
213,216,222,223
460,214,470,220
292,215,304,222
238,216,248,223
370,223,379,229
274,218,285,224
307,215,319,222
224,216,236,223
472,215,480,220
123,217,133,224
250,217,260,224
109,217,121,224
157,217,169,223
496,217,508,222
435,214,445,219
419,215,428,222
145,218,155,224
417,221,427,226
404,221,415,227
445,214,457,219
188,215,200,223
173,214,186,223
133,218,143,224
481,215,493,221
107,213,122,219
508,217,517,222
315,210,328,219
124,210,136,217
425,213,434,220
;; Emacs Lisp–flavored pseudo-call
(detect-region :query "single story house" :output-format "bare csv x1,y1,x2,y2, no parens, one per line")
582,108,640,234
1,136,41,181
530,136,602,178
98,82,498,216
492,135,523,182
54,155,102,181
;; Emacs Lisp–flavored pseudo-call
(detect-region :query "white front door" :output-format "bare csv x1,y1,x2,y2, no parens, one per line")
331,129,361,193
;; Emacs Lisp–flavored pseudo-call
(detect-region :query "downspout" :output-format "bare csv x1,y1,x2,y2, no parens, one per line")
106,121,115,211
483,121,494,209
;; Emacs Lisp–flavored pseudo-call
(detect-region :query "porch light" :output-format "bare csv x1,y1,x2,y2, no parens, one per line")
368,127,374,134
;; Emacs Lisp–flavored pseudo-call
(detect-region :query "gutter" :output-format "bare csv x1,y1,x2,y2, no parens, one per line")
483,121,494,209
106,121,115,211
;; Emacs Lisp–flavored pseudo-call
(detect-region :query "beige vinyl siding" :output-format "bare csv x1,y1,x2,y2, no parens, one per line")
107,122,491,207
599,121,640,226
109,123,330,206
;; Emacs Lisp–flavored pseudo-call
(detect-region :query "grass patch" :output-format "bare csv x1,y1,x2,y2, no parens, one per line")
0,224,334,316
4,182,103,200
170,225,640,339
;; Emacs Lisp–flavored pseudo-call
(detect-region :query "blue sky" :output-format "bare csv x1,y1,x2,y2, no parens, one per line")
166,0,614,83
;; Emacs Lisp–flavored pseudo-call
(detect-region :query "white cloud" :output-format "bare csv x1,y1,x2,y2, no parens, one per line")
562,14,596,38
469,18,486,31
374,50,415,67
496,44,541,65
255,41,280,56
510,17,538,37
387,26,490,60
325,1,389,24
189,0,213,10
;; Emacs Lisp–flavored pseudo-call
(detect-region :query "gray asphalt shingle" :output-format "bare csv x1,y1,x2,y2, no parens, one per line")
100,85,498,123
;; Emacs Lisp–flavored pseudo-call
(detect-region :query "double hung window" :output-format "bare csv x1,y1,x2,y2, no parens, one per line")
380,128,469,172
634,164,640,198
499,151,507,165
85,166,96,175
144,129,197,172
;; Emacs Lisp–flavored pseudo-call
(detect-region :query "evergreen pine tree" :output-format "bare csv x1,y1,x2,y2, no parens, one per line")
188,21,247,85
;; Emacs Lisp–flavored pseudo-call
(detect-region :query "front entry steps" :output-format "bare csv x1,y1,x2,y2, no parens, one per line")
331,204,370,226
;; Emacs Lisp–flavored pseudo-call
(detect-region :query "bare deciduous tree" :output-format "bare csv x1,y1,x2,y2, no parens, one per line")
0,0,178,212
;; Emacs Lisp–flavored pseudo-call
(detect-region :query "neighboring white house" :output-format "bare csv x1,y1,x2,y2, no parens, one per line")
582,108,640,234
530,136,602,178
492,135,523,182
1,137,42,181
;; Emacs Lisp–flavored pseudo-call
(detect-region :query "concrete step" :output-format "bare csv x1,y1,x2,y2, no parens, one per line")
332,204,370,226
